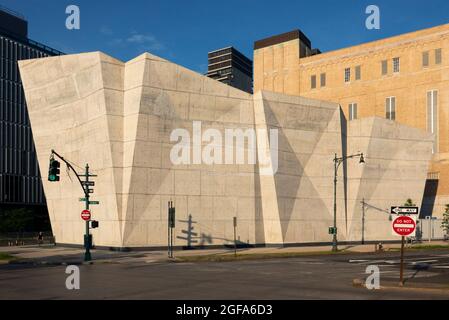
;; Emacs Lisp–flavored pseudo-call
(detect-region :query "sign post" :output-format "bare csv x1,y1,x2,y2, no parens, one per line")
399,235,405,285
79,164,98,262
168,201,175,258
83,164,92,262
391,208,418,286
49,150,99,262
233,217,237,257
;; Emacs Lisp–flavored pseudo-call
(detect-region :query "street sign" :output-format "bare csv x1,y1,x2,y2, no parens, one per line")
328,227,337,235
391,206,419,215
392,215,416,237
79,197,87,202
89,201,100,205
81,209,91,221
82,181,95,186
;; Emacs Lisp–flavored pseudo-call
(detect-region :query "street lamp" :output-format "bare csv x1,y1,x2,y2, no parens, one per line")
332,152,365,252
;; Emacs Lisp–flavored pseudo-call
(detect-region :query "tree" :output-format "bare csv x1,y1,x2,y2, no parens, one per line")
0,208,33,233
404,199,415,207
442,204,449,235
0,207,50,233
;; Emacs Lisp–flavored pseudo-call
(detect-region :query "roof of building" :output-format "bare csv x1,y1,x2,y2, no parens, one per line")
254,29,312,50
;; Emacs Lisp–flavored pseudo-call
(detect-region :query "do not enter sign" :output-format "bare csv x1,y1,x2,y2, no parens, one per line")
392,215,416,237
81,209,91,221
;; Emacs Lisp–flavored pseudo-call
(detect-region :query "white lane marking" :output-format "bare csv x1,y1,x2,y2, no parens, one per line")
356,260,391,265
385,260,400,264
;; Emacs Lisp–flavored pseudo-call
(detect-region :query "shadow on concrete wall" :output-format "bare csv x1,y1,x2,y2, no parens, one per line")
339,108,349,232
260,100,335,242
177,214,198,249
176,214,252,249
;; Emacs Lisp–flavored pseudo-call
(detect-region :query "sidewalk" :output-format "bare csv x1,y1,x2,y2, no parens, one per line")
1,241,448,265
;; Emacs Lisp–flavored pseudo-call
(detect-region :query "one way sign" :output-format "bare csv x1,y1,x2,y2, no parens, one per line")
391,206,419,215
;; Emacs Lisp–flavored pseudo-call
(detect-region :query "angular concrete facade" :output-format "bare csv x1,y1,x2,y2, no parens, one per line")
19,52,433,248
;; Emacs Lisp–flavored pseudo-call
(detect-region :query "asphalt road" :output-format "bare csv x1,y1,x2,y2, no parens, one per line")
1,250,449,300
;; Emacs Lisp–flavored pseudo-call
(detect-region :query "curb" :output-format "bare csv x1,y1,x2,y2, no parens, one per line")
353,278,449,295
8,259,116,266
379,285,449,295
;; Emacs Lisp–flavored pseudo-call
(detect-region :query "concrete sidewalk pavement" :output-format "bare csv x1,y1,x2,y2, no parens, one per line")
1,241,448,265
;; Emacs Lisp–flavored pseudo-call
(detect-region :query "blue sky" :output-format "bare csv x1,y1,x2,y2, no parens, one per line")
2,0,449,73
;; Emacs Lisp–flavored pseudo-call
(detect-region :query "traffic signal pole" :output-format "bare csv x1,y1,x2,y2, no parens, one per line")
84,164,91,262
49,150,98,261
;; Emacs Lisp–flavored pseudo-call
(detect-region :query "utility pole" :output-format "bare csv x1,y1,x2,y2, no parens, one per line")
399,236,405,286
233,217,237,257
168,201,175,258
361,198,365,245
333,154,338,252
332,153,365,252
83,164,91,262
49,150,99,262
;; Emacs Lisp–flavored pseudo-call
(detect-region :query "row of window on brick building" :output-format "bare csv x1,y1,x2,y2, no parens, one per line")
348,89,439,154
310,48,443,89
309,48,442,153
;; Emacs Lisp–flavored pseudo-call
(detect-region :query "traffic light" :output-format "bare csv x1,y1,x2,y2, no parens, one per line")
48,159,60,182
169,207,175,228
91,220,99,229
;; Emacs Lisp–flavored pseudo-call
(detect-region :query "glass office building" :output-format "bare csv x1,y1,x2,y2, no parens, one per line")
0,7,63,207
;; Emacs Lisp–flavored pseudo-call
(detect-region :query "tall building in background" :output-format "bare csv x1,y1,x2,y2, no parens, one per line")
253,25,449,218
206,47,253,93
0,6,63,209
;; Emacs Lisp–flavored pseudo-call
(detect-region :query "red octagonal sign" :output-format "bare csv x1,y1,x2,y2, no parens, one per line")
81,209,91,221
392,215,416,236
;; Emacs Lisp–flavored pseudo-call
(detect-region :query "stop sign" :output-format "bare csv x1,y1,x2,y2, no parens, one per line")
392,215,416,236
81,209,91,221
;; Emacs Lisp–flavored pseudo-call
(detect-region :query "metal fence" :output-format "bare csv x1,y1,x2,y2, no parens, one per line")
416,218,447,241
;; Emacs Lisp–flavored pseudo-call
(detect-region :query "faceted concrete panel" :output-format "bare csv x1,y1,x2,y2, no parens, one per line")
19,51,434,248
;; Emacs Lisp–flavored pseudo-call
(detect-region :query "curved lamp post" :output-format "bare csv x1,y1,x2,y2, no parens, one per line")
332,153,365,252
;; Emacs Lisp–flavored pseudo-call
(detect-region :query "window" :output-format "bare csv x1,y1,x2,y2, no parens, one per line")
427,172,439,180
355,66,361,80
435,48,442,65
320,73,326,87
423,51,429,67
311,75,316,89
344,68,351,83
386,97,396,121
393,57,400,73
349,103,358,121
427,90,438,153
381,60,388,75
